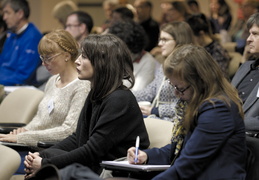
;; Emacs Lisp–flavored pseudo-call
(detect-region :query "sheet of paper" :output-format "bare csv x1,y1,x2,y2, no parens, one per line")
101,160,170,171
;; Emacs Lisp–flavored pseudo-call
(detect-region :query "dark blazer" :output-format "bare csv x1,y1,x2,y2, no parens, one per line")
232,61,259,131
145,99,246,180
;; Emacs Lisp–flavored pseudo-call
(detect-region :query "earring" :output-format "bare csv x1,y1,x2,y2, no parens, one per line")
65,59,68,62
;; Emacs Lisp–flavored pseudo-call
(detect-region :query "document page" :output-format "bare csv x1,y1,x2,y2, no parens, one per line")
101,160,170,172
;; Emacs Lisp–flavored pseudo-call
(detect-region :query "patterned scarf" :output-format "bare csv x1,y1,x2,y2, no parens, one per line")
171,99,187,156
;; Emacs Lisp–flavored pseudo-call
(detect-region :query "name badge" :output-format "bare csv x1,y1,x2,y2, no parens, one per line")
48,99,54,114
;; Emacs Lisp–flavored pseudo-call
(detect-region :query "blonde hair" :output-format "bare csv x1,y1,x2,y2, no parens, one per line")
164,44,244,130
38,29,79,62
52,0,78,26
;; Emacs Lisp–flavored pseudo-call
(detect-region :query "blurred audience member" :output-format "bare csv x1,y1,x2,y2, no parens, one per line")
103,5,135,34
65,11,93,45
164,1,191,23
0,0,42,86
187,13,230,77
209,0,232,34
111,6,134,25
109,20,157,91
52,0,78,28
102,0,119,31
134,0,159,51
186,0,200,14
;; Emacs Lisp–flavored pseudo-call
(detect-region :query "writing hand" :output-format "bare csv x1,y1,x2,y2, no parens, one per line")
127,147,148,164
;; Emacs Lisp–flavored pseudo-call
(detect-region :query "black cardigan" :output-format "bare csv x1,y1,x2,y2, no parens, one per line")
40,89,150,173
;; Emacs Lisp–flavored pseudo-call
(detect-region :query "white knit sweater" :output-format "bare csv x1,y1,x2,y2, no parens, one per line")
17,75,90,146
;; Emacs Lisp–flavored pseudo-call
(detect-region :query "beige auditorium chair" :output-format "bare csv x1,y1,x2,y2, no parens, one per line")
0,145,21,180
0,88,44,133
228,52,242,79
144,118,174,148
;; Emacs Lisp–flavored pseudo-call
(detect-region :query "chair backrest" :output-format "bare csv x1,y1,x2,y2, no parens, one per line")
144,118,173,148
0,88,44,124
0,145,21,180
228,52,242,79
246,136,259,180
0,84,4,103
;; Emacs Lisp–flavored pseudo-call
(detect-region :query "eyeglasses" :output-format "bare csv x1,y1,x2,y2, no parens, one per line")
159,38,174,44
168,80,190,95
65,24,81,29
40,53,61,63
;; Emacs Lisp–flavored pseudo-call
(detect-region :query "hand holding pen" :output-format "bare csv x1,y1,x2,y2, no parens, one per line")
127,136,148,164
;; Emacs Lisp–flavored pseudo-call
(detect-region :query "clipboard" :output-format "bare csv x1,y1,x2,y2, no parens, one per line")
100,160,170,173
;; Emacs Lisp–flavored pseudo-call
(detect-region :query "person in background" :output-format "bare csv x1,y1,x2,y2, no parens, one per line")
164,1,191,23
109,20,157,91
150,0,192,57
231,12,259,132
102,0,119,32
128,44,246,180
186,0,200,14
0,29,90,147
102,5,135,34
133,21,195,121
110,6,134,25
52,0,78,28
209,0,232,34
65,11,94,45
187,13,230,78
24,34,150,179
134,0,159,52
0,0,42,86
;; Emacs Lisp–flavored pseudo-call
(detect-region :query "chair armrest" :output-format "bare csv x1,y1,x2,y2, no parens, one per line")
0,123,26,134
37,141,59,148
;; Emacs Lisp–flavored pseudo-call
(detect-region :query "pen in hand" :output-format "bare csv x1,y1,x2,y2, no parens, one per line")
134,136,140,164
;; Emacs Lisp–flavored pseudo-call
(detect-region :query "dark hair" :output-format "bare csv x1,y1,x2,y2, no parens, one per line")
217,0,230,17
2,0,30,19
186,13,213,36
187,0,199,7
69,11,94,33
109,20,147,54
142,1,152,8
247,12,259,30
80,34,134,101
170,1,191,20
112,6,134,20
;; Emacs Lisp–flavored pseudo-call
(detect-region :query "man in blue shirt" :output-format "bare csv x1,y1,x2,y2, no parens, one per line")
0,0,42,85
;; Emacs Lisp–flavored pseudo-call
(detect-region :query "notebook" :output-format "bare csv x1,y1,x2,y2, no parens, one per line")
101,160,170,172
